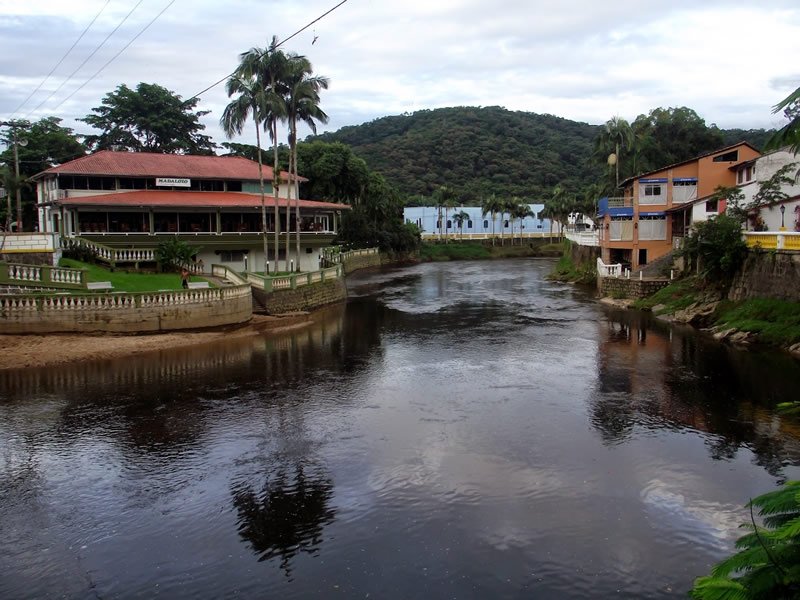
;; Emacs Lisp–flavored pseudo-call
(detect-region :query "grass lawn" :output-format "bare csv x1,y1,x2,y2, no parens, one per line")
632,277,701,314
59,258,210,292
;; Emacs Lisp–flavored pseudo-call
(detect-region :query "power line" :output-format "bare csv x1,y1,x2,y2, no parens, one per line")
25,0,146,119
9,0,111,119
187,0,350,102
50,0,178,113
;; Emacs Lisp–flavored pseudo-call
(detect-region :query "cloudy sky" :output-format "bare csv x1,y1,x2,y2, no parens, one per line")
1,0,799,150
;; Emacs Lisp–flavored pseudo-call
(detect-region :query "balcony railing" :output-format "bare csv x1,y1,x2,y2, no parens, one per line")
606,197,631,208
564,230,599,247
744,231,800,251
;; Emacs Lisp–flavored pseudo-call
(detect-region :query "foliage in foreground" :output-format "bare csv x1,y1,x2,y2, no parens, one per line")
691,481,800,600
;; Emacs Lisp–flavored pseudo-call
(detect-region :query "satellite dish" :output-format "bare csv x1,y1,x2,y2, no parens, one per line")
607,153,617,166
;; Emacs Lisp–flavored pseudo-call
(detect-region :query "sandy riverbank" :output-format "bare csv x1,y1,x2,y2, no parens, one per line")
0,313,315,371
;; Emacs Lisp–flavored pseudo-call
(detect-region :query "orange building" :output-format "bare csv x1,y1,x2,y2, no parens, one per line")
598,142,760,270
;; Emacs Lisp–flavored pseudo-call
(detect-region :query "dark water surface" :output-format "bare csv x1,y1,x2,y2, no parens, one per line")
3,258,800,599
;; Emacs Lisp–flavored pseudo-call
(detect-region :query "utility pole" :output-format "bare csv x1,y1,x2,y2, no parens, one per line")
0,120,27,232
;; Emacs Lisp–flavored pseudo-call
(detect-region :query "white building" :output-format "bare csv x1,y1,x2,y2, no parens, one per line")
403,204,552,237
733,147,800,231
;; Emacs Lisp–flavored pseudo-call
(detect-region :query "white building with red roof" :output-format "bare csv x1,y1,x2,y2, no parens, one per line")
33,150,349,272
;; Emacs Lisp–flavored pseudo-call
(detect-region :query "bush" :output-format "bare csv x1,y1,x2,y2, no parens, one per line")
155,238,198,272
680,215,747,285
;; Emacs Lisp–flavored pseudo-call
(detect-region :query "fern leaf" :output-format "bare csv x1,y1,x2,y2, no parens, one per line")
749,484,800,516
690,576,749,600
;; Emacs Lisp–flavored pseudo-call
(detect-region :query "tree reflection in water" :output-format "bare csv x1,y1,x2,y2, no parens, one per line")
232,462,336,576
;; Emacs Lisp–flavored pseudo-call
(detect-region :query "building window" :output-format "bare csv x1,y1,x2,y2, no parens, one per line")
737,170,744,184
220,251,246,263
706,199,718,213
483,220,488,228
447,220,452,229
644,184,661,196
713,150,739,162
436,220,441,228
467,220,473,228
746,166,753,181
504,220,509,227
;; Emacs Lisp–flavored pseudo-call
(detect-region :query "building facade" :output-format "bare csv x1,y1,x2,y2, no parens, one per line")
733,148,800,231
34,151,348,272
598,142,760,270
403,204,552,237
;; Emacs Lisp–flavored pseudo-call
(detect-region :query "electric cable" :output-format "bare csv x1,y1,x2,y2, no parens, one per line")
50,0,178,113
25,0,146,119
8,0,111,119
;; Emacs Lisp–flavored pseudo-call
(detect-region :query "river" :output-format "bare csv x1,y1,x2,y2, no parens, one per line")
2,258,800,599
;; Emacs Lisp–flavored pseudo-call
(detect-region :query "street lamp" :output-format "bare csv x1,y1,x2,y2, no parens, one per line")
0,121,27,232
780,204,786,231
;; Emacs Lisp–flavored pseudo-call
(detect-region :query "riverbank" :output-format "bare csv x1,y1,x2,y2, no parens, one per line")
0,312,320,371
607,277,800,357
419,240,562,261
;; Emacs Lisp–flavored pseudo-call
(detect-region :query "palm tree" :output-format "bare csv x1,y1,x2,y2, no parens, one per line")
513,200,535,244
434,186,456,243
285,54,329,271
767,85,800,155
481,194,502,246
596,116,632,187
452,209,469,240
221,74,269,274
232,38,289,274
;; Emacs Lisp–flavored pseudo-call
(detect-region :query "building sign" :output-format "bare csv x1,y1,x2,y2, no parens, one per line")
156,177,190,187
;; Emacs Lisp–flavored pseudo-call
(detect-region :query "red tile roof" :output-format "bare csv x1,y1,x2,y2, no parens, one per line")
35,150,303,182
57,190,349,210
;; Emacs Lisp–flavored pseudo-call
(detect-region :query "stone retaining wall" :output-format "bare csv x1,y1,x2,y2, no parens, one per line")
599,277,671,299
343,251,381,274
729,251,800,302
0,285,252,334
258,278,347,314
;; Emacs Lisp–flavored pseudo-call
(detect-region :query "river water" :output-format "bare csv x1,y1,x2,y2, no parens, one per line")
2,258,800,599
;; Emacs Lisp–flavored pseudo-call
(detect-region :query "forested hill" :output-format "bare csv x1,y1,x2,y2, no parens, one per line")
310,106,773,202
312,106,601,202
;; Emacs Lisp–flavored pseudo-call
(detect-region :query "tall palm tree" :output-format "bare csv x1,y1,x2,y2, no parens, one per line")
596,116,632,187
285,54,329,271
231,38,289,274
513,200,535,245
221,74,269,274
481,194,502,246
452,209,469,240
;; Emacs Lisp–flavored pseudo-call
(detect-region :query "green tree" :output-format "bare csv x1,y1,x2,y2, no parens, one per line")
691,480,800,600
512,200,535,244
285,54,329,271
452,209,469,239
595,116,632,188
234,37,290,272
1,117,86,230
80,83,215,154
155,238,199,272
294,141,369,203
767,86,800,154
221,71,272,274
681,214,747,284
481,194,503,245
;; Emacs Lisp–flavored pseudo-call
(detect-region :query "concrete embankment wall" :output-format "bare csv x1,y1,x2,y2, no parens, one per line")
729,251,800,302
257,278,347,314
342,251,382,274
599,277,671,299
0,285,253,334
568,243,600,266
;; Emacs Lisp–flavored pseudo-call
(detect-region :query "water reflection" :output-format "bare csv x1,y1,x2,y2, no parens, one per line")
592,308,800,478
232,460,336,576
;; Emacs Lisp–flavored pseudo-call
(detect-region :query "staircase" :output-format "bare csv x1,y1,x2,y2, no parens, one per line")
634,250,676,279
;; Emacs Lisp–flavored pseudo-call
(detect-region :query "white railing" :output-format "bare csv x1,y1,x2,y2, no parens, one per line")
597,257,623,278
420,232,555,241
246,264,344,292
744,231,800,251
211,264,248,285
61,236,157,264
0,261,86,288
564,230,599,247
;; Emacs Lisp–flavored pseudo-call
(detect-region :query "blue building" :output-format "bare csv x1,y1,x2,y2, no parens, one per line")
403,204,552,237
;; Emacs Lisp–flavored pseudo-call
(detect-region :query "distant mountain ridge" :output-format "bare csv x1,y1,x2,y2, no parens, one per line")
311,106,772,201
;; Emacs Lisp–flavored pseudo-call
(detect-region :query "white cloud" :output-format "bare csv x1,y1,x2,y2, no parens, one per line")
0,0,798,149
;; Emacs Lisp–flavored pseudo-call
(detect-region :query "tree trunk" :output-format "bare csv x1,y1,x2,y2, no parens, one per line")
255,121,268,275
272,121,280,275
293,123,301,272
285,144,292,273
